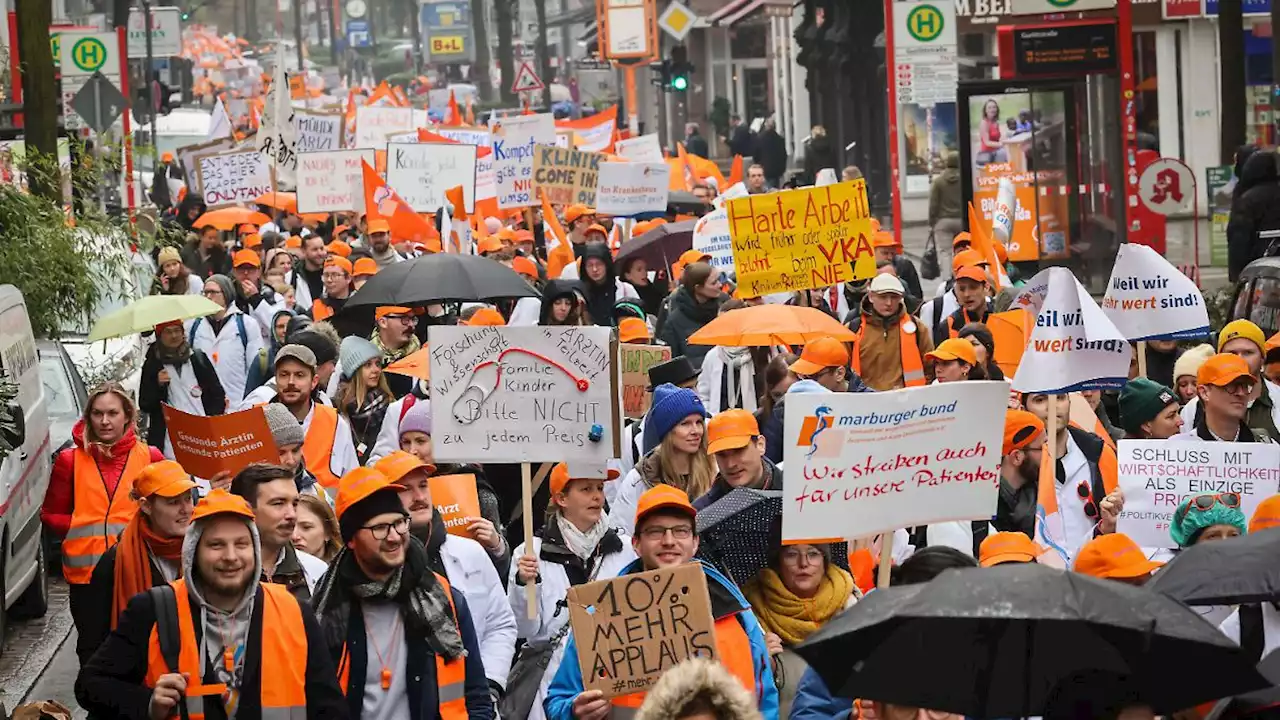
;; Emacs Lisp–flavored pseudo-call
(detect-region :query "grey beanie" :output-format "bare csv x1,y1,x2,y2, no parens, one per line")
262,402,305,449
207,274,238,306
339,336,383,381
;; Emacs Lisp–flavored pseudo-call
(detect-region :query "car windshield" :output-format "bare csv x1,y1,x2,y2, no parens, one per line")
39,352,79,419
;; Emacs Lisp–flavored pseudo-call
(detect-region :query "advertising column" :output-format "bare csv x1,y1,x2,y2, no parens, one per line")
891,1,958,197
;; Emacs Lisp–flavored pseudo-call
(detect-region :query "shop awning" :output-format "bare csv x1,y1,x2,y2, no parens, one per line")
708,0,793,27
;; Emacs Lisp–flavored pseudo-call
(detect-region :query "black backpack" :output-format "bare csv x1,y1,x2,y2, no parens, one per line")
148,585,193,720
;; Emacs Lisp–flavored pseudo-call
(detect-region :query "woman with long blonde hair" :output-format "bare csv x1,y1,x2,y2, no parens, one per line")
336,336,392,463
610,384,714,536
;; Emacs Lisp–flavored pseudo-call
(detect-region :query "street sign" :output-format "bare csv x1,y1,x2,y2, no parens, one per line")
60,31,120,79
346,0,367,17
657,1,696,42
599,0,658,62
891,1,956,107
1138,158,1195,216
49,24,97,69
511,60,545,94
347,20,371,48
127,7,181,58
70,71,127,134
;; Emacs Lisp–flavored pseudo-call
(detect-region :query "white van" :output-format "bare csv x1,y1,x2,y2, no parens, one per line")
0,285,52,640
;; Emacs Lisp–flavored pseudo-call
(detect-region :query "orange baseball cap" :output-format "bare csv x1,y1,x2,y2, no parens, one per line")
679,249,712,266
1198,353,1254,387
951,231,972,248
564,204,595,224
618,317,649,343
512,256,538,278
324,256,353,274
243,232,263,248
549,462,620,496
496,227,516,242
635,484,697,528
367,219,391,234
871,231,899,249
284,236,302,249
334,467,405,522
375,305,414,319
192,488,256,522
707,409,760,455
134,461,197,498
954,265,988,284
232,249,260,268
585,224,608,239
372,450,435,485
978,531,1045,568
952,249,986,271
353,257,379,277
326,240,352,257
161,151,174,162
1250,495,1280,533
465,308,506,326
477,236,504,255
334,224,351,237
632,220,654,237
790,337,850,376
1073,533,1164,579
238,224,259,235
927,338,978,366
514,229,534,244
1002,409,1045,456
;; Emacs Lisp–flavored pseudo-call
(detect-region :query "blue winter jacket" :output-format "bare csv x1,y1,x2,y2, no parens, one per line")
790,666,853,720
543,559,780,720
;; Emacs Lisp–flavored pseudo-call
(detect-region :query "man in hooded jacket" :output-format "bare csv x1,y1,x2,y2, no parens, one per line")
1229,149,1280,281
579,243,639,326
75,488,347,720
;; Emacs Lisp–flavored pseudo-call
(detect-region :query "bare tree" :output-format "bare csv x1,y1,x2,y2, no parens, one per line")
471,0,494,101
495,0,516,103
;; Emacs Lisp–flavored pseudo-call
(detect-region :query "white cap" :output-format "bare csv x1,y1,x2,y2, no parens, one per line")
868,274,905,296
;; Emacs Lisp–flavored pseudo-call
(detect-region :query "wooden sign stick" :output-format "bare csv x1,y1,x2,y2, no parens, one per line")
522,461,537,618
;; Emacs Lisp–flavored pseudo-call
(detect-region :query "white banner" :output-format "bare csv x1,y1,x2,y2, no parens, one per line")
616,134,664,162
428,326,616,465
1102,243,1210,341
297,149,376,213
596,162,670,216
1116,439,1280,548
692,208,733,274
781,382,1007,541
437,127,492,147
207,98,233,141
1010,267,1132,394
355,106,426,149
294,110,344,152
385,142,477,214
197,150,273,207
492,113,556,209
256,45,297,189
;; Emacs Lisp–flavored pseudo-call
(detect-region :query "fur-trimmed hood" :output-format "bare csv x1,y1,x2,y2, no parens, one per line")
634,657,764,720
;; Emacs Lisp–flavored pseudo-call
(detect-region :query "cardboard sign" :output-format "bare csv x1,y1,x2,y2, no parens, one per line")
196,150,274,207
429,473,483,537
1010,267,1132,394
162,405,279,478
567,563,717,698
595,162,670,216
533,144,605,206
428,326,616,464
1102,243,1210,341
297,149,376,213
177,137,236,194
615,133,663,162
692,208,734,275
492,113,556,208
1116,440,1280,548
355,106,425,149
620,344,671,418
781,382,1008,541
294,110,344,152
385,142,478,215
726,180,877,298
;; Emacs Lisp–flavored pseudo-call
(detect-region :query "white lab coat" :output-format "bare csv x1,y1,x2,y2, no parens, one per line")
271,547,329,592
697,347,758,415
284,268,314,309
187,306,266,403
440,534,518,689
508,296,542,327
1179,379,1280,436
367,394,423,464
609,467,652,537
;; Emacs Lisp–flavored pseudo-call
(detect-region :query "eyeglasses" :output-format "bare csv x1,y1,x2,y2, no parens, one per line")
779,547,825,565
1174,493,1241,527
362,517,410,540
387,315,418,325
202,288,223,297
640,524,694,541
321,272,348,281
1214,380,1255,396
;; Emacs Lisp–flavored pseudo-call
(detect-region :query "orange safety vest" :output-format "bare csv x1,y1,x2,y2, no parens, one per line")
610,614,757,716
303,404,341,490
145,580,307,720
850,315,926,389
336,573,470,720
62,443,151,583
312,298,335,321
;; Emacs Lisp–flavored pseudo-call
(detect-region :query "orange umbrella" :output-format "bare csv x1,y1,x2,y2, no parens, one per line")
299,212,330,225
688,305,857,347
385,346,430,381
193,207,272,230
254,191,297,213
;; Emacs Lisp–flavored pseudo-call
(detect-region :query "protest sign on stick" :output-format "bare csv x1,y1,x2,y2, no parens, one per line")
428,474,483,537
177,137,236,193
294,110,345,152
1102,243,1210,379
533,145,605,206
692,209,734,276
615,133,663,162
567,563,717,698
1116,439,1280,548
492,113,556,209
620,344,671,418
162,405,279,479
297,149,376,213
595,162,670,215
354,106,422,149
726,180,877,298
385,142,478,214
196,150,274,207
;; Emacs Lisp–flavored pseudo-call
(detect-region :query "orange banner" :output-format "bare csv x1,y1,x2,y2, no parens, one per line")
429,474,482,537
162,405,278,478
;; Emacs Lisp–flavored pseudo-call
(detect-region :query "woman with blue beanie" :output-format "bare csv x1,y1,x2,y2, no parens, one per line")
1170,492,1247,549
610,383,715,536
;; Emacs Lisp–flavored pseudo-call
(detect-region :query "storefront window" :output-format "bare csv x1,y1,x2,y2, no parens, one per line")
1134,31,1159,151
1244,22,1274,146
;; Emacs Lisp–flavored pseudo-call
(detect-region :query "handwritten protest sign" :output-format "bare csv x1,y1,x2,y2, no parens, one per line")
1102,243,1210,341
429,473,483,537
1116,440,1280,547
354,106,423,149
196,150,274,207
781,382,1007,541
294,110,344,152
436,127,491,147
162,405,278,479
596,162,670,216
476,154,496,202
692,208,734,275
1010,267,1132,393
177,137,236,193
615,134,663,162
533,145,605,206
385,142,478,214
726,180,877,298
297,149,376,213
567,563,717,699
492,113,556,208
428,326,615,464
620,344,671,418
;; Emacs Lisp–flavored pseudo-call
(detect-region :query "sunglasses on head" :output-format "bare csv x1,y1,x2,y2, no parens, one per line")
1174,493,1241,526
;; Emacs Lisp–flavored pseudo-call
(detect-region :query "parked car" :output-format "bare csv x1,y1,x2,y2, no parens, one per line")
37,340,87,458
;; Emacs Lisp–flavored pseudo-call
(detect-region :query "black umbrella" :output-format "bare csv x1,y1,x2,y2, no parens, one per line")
795,564,1267,718
1203,650,1280,719
344,254,540,307
613,219,696,274
695,488,848,585
1149,527,1280,606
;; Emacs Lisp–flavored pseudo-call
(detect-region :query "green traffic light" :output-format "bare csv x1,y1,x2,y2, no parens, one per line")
671,75,688,91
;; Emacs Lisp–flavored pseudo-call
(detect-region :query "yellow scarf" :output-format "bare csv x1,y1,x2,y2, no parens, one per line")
744,564,855,646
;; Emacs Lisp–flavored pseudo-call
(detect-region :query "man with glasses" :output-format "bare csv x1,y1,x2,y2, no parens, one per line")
191,274,266,403
312,467,494,719
1180,320,1280,441
312,256,354,322
969,410,1046,555
373,305,423,398
545,484,778,719
694,409,782,510
1174,353,1277,444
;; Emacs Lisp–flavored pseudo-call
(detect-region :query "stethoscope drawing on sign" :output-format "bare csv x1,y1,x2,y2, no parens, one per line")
451,347,591,425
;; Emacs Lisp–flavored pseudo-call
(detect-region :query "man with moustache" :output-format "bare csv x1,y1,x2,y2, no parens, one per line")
270,344,358,496
75,489,346,719
231,463,330,600
311,467,493,719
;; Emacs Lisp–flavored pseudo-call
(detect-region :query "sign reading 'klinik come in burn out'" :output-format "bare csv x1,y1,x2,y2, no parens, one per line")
427,326,615,464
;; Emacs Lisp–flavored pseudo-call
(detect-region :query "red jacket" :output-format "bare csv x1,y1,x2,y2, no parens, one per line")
41,420,164,537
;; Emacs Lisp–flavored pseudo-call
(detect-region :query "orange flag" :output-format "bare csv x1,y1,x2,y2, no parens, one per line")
675,143,696,192
362,160,442,253
966,202,1004,292
542,189,575,280
445,90,461,126
445,185,468,253
727,155,744,186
